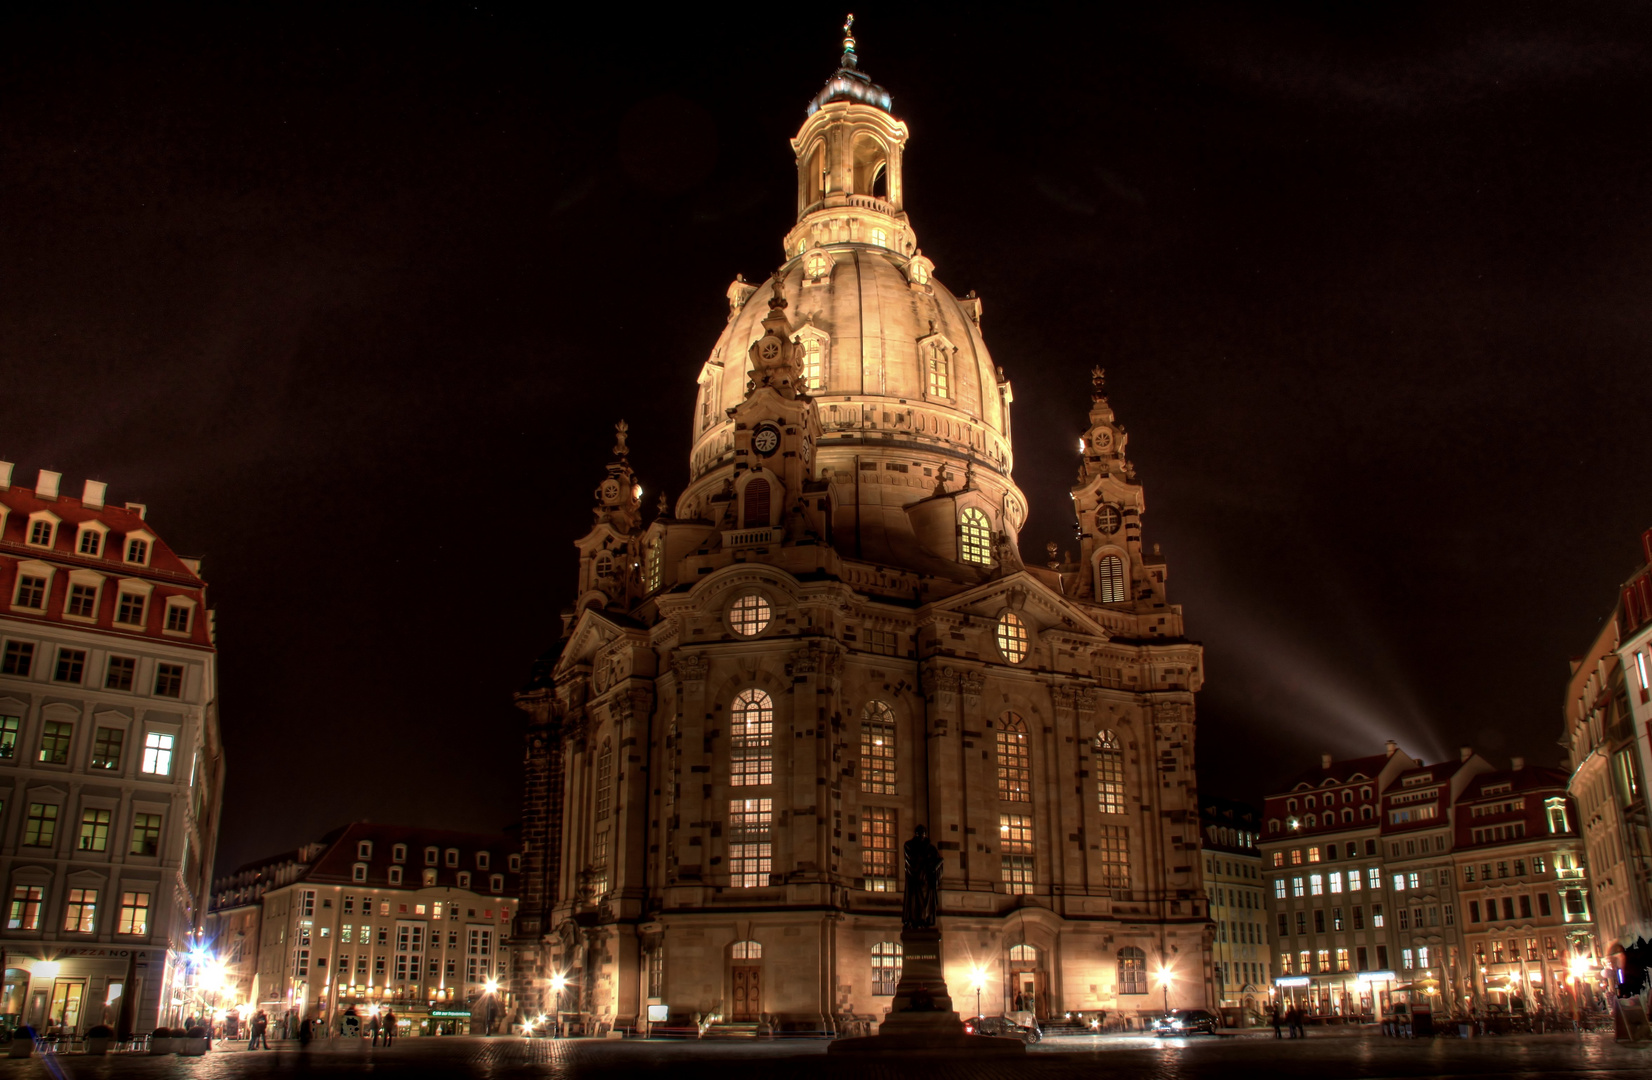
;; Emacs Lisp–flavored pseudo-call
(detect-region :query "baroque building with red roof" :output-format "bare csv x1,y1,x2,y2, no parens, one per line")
0,464,223,1034
510,29,1209,1036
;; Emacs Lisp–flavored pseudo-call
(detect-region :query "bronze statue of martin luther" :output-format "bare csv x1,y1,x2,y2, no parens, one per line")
902,825,942,930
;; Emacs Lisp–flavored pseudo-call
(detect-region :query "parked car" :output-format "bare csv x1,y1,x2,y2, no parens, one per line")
1154,1009,1219,1036
964,1015,1042,1043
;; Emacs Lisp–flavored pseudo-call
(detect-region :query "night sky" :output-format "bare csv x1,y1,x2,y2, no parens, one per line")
5,5,1651,875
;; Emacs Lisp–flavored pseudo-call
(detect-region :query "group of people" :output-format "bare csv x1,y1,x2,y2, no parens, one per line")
1270,1004,1308,1038
242,1006,400,1050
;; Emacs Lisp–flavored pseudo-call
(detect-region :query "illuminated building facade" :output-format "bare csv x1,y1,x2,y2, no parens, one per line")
511,31,1209,1036
1452,764,1596,1012
240,823,519,1035
1615,527,1652,896
0,463,223,1034
1200,798,1266,1022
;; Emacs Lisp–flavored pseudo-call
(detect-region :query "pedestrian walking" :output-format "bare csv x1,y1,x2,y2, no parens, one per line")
382,1008,396,1047
370,1013,382,1046
1291,1006,1306,1038
250,1010,269,1050
1271,1005,1282,1038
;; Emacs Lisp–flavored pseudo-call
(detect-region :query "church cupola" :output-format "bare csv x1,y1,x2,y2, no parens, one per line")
785,16,915,259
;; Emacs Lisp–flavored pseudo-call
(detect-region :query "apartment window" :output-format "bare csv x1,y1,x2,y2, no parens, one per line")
1539,893,1552,917
1392,873,1406,892
1273,878,1286,900
0,715,19,760
1118,947,1147,994
165,603,192,633
1308,847,1321,863
1330,871,1343,894
116,891,150,935
1098,555,1127,603
1372,903,1385,928
1336,947,1350,972
1332,907,1345,931
388,867,403,886
126,538,148,564
1272,851,1284,868
728,593,772,637
959,507,992,567
1277,912,1289,936
1402,948,1415,970
1,642,33,676
995,612,1028,663
871,941,902,995
595,740,614,820
1314,910,1326,933
141,731,175,775
24,802,59,847
1291,876,1304,898
729,797,774,888
104,656,136,692
38,721,72,764
114,591,147,626
424,847,438,866
29,520,54,547
862,806,897,890
78,808,111,852
53,650,85,685
456,871,469,888
996,714,1031,802
1097,825,1129,889
1290,849,1303,865
1367,867,1380,889
861,701,897,794
1295,911,1307,935
153,663,184,698
7,886,42,930
446,849,459,867
66,584,98,618
1348,867,1362,891
1310,874,1323,897
1316,949,1330,972
14,575,47,609
1096,731,1126,815
63,888,97,933
999,812,1035,894
78,529,101,556
130,812,162,856
1353,906,1365,930
1546,798,1570,834
730,689,774,787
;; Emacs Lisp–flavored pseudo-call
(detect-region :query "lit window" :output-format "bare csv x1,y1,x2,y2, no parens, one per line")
870,228,887,247
996,611,1028,663
999,812,1035,894
645,544,663,594
805,251,829,278
24,802,59,846
731,689,774,786
729,593,772,637
1308,847,1321,863
862,806,897,891
77,808,111,852
117,891,150,935
1096,731,1126,815
7,886,42,930
731,940,761,960
729,797,773,888
116,592,146,626
38,720,72,762
861,701,897,794
1097,825,1129,888
871,941,903,995
1098,555,1127,603
1117,947,1146,994
960,507,992,565
996,714,1031,802
596,740,614,818
1639,651,1651,691
141,731,175,775
1310,874,1324,896
926,343,950,397
63,888,97,933
1291,876,1304,898
90,726,123,768
801,338,824,391
909,261,929,285
1273,878,1286,899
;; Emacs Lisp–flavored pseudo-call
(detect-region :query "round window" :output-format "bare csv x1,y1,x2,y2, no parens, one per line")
729,593,773,637
996,611,1028,664
1095,505,1122,535
806,252,829,278
910,262,929,285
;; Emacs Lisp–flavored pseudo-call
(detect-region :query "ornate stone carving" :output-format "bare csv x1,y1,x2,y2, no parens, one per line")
922,665,960,697
1052,685,1077,710
960,670,985,699
672,653,709,684
790,641,845,678
1075,687,1102,713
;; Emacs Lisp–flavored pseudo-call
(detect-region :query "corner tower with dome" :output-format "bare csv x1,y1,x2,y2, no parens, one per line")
510,27,1210,1036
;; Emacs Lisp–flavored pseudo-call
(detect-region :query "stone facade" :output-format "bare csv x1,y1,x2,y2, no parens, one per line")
0,464,223,1034
1200,798,1265,1021
511,38,1209,1036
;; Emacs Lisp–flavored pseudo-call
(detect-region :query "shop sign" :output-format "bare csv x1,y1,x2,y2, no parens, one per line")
49,949,132,959
1356,970,1396,983
1274,976,1310,987
430,1010,471,1018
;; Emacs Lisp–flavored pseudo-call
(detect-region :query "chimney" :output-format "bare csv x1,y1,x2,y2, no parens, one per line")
1459,746,1472,762
1384,740,1397,756
82,480,106,509
1321,753,1333,769
1512,756,1525,771
0,462,11,490
36,469,60,500
124,502,146,520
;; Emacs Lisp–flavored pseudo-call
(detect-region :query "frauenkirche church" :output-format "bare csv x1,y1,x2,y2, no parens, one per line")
510,26,1210,1035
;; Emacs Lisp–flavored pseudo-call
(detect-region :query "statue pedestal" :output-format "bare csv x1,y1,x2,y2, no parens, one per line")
828,928,1023,1056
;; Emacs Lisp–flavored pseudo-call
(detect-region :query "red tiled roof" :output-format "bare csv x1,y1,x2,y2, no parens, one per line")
1278,752,1393,793
302,822,521,891
0,484,203,585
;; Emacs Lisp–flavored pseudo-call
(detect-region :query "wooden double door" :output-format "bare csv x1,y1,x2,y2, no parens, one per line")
731,965,761,1021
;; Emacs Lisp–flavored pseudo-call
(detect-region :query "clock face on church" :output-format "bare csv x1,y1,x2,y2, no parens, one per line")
752,424,781,456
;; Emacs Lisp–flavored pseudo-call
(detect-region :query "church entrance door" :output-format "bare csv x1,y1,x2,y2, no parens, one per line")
731,966,761,1021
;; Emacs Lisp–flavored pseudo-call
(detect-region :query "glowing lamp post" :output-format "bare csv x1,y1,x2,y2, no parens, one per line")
484,977,500,1036
970,967,987,1021
550,973,569,1037
1157,966,1174,1016
1569,955,1593,1027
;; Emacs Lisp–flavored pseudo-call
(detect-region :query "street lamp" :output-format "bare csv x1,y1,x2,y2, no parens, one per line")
550,973,568,1037
970,967,987,1021
484,977,499,1036
1157,966,1174,1016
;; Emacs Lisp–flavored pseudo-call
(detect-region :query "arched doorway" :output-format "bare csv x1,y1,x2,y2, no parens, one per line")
1007,944,1044,1018
729,941,762,1022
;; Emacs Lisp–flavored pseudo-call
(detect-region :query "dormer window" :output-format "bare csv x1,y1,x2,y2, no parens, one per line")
65,582,99,619
804,249,831,280
125,536,150,566
508,854,521,873
392,843,407,863
77,525,106,557
925,342,950,398
959,508,992,566
490,874,503,893
116,591,147,626
357,840,373,860
352,863,367,883
425,847,439,866
445,848,459,868
423,868,437,886
476,852,490,871
163,599,193,634
388,866,402,886
27,518,55,548
457,871,471,889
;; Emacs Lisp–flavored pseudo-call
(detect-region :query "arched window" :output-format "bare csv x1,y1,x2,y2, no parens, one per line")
960,508,992,565
1098,555,1126,603
871,941,902,995
800,337,824,392
1117,947,1147,995
1096,731,1126,815
926,343,951,398
1306,796,1316,809
851,132,887,196
743,479,771,528
595,739,614,820
995,612,1028,663
646,543,663,593
731,689,774,786
1009,944,1037,965
861,701,896,795
1361,806,1374,820
996,714,1030,802
1342,808,1354,823
731,940,762,960
1305,813,1317,827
